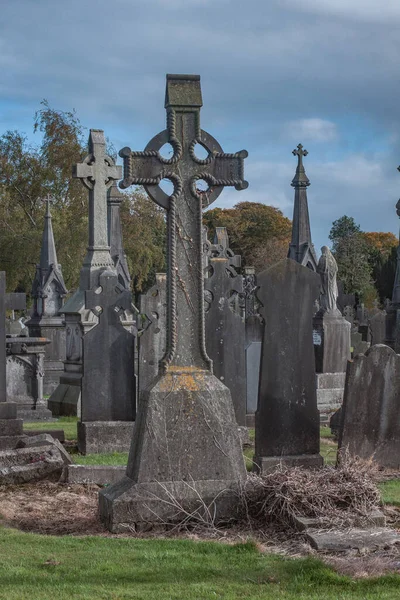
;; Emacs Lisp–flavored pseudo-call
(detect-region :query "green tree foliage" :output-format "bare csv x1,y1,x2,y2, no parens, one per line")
120,189,166,294
203,201,291,271
329,216,398,305
0,103,166,300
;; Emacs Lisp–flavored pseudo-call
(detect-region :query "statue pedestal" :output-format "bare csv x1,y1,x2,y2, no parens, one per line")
313,310,351,374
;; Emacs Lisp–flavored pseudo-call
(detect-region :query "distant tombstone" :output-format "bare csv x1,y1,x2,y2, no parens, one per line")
204,228,246,426
243,266,263,422
369,310,387,346
339,345,400,468
138,273,167,397
0,272,25,449
343,305,354,326
255,258,323,473
351,330,369,356
77,269,135,454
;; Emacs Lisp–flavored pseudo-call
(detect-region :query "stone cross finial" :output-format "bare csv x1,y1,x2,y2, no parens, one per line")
291,143,310,188
73,130,122,290
119,74,248,372
42,194,55,216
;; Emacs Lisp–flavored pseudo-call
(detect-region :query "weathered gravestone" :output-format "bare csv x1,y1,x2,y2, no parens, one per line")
254,258,323,473
386,200,400,352
0,272,25,449
6,336,52,420
369,310,387,346
100,74,248,532
204,227,246,426
242,266,263,426
339,344,400,468
313,247,351,421
26,196,68,395
138,273,167,400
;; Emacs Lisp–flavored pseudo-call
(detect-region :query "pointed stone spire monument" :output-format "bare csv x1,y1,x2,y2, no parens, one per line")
287,144,318,271
27,196,68,394
100,74,248,532
385,197,400,351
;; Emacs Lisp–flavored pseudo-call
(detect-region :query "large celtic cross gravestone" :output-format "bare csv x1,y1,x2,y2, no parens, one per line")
100,74,248,532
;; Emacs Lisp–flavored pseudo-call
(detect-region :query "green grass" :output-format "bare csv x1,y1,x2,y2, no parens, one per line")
0,527,399,600
320,426,334,439
23,417,78,441
378,480,400,506
72,452,129,466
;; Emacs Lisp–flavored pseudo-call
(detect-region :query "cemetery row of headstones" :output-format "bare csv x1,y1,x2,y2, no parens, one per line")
1,74,400,532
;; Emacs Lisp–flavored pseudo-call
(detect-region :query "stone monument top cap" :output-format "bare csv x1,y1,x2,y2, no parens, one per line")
165,74,202,109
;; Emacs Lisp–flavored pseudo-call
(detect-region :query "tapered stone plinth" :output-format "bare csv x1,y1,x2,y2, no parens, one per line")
99,369,246,531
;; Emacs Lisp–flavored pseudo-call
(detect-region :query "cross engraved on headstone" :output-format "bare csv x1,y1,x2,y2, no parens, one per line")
0,271,26,402
119,74,248,372
73,130,122,289
85,272,133,327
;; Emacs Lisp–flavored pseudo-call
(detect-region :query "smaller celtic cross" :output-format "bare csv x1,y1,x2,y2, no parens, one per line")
292,143,310,188
73,130,122,289
85,270,133,329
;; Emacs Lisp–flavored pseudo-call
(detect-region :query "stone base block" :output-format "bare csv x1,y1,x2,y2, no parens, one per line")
99,478,241,533
253,453,323,474
0,445,64,484
64,464,126,485
317,388,344,413
18,406,54,422
306,527,399,552
48,383,81,417
0,418,23,436
246,414,255,428
0,403,17,419
316,372,346,389
77,421,134,454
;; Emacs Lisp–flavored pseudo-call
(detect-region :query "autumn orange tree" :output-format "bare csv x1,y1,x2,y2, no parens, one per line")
203,201,292,271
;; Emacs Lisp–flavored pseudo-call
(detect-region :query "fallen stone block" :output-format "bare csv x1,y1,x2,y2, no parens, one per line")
0,445,64,484
23,429,65,443
16,433,72,465
306,527,400,552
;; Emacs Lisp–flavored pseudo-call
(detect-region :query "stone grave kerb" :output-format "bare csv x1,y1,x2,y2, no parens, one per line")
99,74,248,532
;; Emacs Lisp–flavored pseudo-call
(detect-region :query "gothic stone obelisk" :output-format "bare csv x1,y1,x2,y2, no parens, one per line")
0,272,25,449
100,74,248,532
27,196,68,395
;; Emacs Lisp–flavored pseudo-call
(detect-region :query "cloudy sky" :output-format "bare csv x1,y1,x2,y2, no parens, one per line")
1,0,400,252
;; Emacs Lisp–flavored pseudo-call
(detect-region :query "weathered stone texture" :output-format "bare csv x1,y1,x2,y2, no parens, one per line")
339,344,400,468
255,259,322,471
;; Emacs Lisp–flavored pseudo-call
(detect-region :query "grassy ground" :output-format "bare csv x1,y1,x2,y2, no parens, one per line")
1,526,400,600
379,480,400,506
23,417,78,441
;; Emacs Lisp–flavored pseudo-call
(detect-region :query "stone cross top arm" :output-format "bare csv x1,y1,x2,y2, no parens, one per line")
73,130,122,255
119,74,248,373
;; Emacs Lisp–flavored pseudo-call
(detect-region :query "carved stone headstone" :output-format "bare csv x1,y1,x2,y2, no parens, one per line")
243,266,263,425
6,337,51,420
255,259,322,473
100,74,248,532
204,228,246,426
339,345,400,468
369,310,387,346
0,272,25,449
26,196,68,395
138,274,167,399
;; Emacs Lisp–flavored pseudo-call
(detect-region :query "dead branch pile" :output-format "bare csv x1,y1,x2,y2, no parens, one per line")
239,453,381,530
